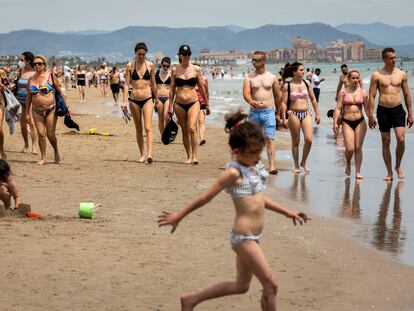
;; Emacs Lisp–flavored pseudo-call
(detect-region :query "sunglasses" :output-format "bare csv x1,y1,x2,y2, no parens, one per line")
252,58,263,63
181,52,191,57
33,62,45,66
162,64,170,68
137,53,146,56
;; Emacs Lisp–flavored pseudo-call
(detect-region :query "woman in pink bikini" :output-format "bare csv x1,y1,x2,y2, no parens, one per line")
281,62,320,173
333,70,368,179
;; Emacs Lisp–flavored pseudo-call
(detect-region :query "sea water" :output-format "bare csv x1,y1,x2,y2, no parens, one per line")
206,61,414,266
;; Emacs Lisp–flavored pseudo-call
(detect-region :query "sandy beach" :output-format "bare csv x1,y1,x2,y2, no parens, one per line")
1,87,414,311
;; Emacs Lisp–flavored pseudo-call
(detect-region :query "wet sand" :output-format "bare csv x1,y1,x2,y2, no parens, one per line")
0,87,414,310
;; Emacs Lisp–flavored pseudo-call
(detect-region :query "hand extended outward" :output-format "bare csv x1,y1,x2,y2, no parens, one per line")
288,211,310,226
158,211,181,233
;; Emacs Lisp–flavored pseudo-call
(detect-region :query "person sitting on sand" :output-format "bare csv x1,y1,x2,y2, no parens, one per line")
26,55,61,165
0,160,21,210
169,45,208,164
158,111,308,311
281,62,320,173
122,42,159,164
333,70,368,179
243,51,281,174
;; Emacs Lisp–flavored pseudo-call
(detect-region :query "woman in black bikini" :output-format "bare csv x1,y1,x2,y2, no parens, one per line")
122,42,159,163
76,64,87,103
26,55,60,165
169,45,208,164
333,69,368,179
155,57,171,135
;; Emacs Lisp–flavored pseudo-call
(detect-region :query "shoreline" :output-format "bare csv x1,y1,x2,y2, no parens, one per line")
0,88,413,310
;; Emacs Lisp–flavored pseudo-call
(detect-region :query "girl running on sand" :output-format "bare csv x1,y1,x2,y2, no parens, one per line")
158,111,308,311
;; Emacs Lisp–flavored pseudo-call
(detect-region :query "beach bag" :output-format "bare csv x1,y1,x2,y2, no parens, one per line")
50,74,68,117
55,92,68,116
3,88,21,111
162,115,178,145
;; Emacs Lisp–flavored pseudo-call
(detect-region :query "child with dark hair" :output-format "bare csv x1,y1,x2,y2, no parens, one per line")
158,111,309,310
0,160,21,210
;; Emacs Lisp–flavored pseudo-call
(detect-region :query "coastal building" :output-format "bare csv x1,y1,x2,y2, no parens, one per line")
0,55,19,68
326,39,365,62
293,37,318,62
196,49,248,65
266,48,294,63
364,48,382,61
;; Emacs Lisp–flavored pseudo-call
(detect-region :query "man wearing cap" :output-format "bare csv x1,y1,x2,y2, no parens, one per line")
243,51,281,174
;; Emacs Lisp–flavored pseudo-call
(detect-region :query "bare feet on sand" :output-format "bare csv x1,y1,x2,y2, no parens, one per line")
395,167,405,179
293,167,301,174
383,174,393,181
180,294,196,311
355,172,364,179
54,152,61,164
21,146,29,153
138,156,145,163
355,173,364,179
345,164,351,177
36,159,46,165
300,162,311,173
185,158,192,164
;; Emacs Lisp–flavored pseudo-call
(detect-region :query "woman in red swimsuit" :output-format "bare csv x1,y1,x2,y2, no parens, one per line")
333,70,369,179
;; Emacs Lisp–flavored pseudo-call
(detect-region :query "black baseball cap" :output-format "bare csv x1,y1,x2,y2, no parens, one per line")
178,45,191,54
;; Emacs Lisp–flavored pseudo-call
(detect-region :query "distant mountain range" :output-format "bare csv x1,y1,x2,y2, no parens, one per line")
336,22,414,46
0,23,413,61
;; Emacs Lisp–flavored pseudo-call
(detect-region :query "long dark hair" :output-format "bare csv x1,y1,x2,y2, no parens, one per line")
282,61,303,81
225,111,265,152
0,159,12,182
21,51,34,67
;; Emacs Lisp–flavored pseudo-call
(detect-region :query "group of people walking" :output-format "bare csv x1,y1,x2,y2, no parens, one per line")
121,42,209,164
0,43,412,311
243,47,412,181
0,52,60,165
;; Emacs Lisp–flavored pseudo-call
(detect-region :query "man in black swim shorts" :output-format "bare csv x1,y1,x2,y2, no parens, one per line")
368,47,413,181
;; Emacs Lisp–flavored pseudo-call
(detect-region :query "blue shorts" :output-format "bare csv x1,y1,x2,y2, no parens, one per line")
249,108,276,140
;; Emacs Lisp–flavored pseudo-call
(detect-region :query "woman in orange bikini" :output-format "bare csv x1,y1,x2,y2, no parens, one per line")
26,55,60,165
333,70,368,179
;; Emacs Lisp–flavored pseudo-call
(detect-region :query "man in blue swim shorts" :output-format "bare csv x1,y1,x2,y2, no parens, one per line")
243,51,282,174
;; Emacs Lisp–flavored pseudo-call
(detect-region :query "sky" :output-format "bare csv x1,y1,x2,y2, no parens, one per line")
0,0,413,33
